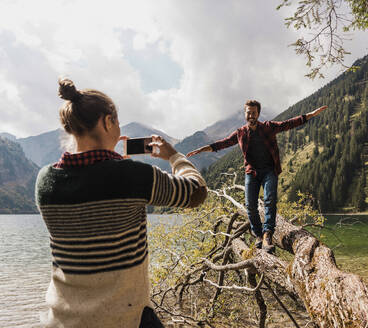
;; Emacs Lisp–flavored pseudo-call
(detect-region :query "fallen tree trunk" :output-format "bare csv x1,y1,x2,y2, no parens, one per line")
151,181,368,327
227,213,368,327
239,184,368,327
231,238,297,297
211,182,368,326
272,210,368,327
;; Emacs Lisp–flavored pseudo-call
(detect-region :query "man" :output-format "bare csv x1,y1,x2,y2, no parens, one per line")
187,100,327,252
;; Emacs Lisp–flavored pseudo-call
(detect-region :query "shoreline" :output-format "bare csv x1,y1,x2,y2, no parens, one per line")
323,212,368,216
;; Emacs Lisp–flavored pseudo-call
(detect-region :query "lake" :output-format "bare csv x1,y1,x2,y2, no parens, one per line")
311,214,368,280
0,214,178,328
0,214,367,327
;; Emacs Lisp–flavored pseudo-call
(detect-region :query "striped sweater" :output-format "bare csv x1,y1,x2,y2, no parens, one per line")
35,152,206,327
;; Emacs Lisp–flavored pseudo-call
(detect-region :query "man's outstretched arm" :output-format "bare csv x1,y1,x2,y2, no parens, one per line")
187,145,213,157
270,105,328,133
187,129,239,157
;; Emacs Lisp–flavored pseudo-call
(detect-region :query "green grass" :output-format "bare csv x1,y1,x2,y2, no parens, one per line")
308,215,368,282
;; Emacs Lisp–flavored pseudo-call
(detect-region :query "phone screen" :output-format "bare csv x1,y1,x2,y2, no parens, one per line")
126,137,153,155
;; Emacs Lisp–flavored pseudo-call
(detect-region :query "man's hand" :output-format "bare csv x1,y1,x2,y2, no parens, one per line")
306,105,328,120
186,145,212,157
149,135,177,161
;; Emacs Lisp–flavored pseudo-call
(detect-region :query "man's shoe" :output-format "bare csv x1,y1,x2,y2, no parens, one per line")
263,231,275,254
255,236,263,249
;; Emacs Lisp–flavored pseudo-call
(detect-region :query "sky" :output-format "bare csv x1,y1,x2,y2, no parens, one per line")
1,0,368,139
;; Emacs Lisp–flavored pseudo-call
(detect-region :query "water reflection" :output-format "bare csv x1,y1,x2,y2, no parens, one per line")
0,215,50,327
0,213,179,327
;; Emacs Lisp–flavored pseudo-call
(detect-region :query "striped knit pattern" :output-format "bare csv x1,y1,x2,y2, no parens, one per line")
35,152,206,327
149,166,200,208
40,199,148,275
36,153,206,276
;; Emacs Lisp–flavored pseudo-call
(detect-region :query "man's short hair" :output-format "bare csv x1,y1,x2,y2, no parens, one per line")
244,100,261,115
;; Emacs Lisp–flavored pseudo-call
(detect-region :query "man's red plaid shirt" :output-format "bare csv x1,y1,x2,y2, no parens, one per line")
210,115,307,176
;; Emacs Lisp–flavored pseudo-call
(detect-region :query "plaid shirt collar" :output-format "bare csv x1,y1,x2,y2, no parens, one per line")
54,149,124,168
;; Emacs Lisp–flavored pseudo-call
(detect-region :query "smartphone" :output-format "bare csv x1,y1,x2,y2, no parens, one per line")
123,137,153,155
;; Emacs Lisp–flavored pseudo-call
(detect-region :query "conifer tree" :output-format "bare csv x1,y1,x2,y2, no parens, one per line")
353,169,367,212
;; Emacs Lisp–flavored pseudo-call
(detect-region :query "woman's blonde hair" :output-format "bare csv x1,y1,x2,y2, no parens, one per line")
58,78,117,136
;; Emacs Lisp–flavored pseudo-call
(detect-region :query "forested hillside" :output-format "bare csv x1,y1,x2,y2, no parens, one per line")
203,54,368,212
0,137,39,213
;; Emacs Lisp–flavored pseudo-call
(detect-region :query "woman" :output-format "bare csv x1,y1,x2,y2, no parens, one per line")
35,78,207,327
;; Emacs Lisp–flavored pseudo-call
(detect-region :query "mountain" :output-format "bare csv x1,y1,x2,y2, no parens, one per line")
274,55,368,212
0,137,39,213
0,123,179,168
174,131,226,170
203,54,368,212
119,112,273,171
122,126,230,172
0,114,248,213
121,122,179,145
0,132,16,141
16,129,64,167
0,110,262,171
0,107,272,173
118,122,180,171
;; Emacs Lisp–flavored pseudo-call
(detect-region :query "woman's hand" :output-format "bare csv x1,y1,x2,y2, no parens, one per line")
118,136,130,159
149,135,177,161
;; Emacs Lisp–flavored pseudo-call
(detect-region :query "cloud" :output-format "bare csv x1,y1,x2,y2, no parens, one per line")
0,0,367,138
0,30,59,136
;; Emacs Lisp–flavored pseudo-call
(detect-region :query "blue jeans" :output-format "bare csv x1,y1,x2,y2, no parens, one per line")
245,168,278,237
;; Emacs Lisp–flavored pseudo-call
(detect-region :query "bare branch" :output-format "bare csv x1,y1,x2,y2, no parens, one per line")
203,272,265,292
278,0,358,78
209,188,246,215
194,229,232,238
249,273,267,328
202,258,254,271
152,297,215,328
264,280,301,328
